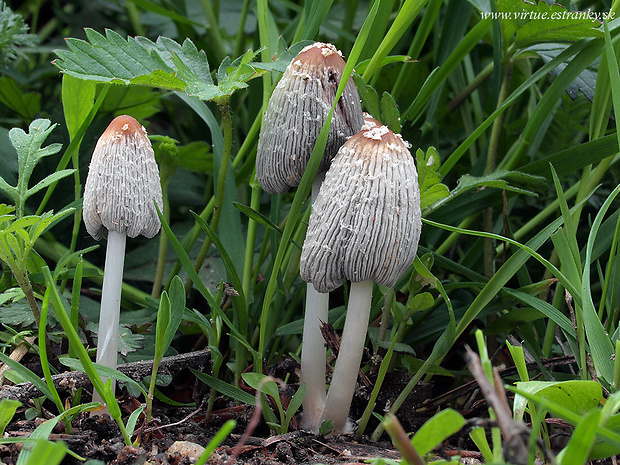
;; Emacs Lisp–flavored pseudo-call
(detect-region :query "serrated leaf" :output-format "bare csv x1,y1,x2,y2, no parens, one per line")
497,0,603,49
415,147,450,211
6,119,63,216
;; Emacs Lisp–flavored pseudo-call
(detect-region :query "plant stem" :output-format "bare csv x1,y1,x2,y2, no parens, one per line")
152,181,170,298
186,99,232,292
94,230,127,406
321,279,373,433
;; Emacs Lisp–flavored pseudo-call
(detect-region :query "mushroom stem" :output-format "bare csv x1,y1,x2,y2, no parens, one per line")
321,279,374,433
300,174,329,432
95,230,127,395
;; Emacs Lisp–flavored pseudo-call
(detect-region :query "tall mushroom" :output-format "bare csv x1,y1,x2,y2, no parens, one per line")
255,42,363,430
300,118,422,432
83,115,163,399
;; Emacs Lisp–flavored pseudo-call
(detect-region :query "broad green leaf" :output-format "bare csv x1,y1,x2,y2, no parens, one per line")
411,409,465,457
154,291,171,360
0,76,40,120
61,75,96,140
0,399,20,436
19,439,66,465
513,380,602,421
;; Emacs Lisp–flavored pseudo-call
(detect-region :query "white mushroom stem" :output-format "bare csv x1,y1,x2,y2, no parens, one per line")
300,174,329,431
321,279,374,433
93,229,127,405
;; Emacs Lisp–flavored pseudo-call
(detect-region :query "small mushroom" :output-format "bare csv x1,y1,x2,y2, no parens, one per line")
83,115,163,399
300,117,422,432
255,41,364,431
256,41,364,194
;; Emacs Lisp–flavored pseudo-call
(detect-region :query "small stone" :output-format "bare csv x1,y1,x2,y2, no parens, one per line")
167,440,206,464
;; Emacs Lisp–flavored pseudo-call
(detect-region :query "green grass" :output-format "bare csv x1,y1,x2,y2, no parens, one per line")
2,0,620,462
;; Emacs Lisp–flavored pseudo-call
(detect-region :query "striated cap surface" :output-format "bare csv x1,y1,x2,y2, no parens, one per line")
83,115,163,240
256,42,364,194
300,119,422,293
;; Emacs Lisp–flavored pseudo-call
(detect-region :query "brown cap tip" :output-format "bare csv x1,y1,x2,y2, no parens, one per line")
83,115,163,240
300,122,421,293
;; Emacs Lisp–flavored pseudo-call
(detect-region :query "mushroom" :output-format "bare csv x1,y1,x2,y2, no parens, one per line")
256,41,364,194
83,115,163,398
299,118,422,433
255,42,363,431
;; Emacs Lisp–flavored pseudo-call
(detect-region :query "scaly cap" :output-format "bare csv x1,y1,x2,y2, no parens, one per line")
83,115,163,240
256,42,364,194
300,119,422,293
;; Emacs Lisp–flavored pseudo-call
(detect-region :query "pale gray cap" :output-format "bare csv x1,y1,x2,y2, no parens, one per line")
300,118,422,293
83,115,163,240
256,42,364,194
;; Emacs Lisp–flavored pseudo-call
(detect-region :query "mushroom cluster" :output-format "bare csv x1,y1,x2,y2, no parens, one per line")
300,117,422,432
256,42,364,431
83,115,163,403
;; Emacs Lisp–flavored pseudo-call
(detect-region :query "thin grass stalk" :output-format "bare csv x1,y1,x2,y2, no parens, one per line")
152,181,169,298
69,258,84,359
186,99,233,292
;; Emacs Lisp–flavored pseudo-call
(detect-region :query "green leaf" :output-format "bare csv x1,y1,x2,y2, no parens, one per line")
0,399,20,436
192,369,256,406
513,380,602,421
353,74,381,120
380,92,401,133
411,409,465,457
61,75,96,140
496,0,603,50
415,147,449,212
0,351,54,399
0,4,38,64
557,410,601,465
5,119,63,217
59,357,148,398
0,76,40,120
18,439,66,465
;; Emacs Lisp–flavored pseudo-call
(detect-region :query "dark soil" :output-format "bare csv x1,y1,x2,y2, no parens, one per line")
0,353,615,464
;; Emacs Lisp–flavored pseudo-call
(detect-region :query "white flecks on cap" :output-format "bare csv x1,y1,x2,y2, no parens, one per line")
300,120,422,293
83,115,163,241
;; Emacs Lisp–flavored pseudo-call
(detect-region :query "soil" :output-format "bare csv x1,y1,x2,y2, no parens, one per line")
0,352,614,464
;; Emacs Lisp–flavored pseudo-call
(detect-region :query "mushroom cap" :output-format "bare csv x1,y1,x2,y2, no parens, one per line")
83,115,163,240
300,119,422,293
256,42,364,194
